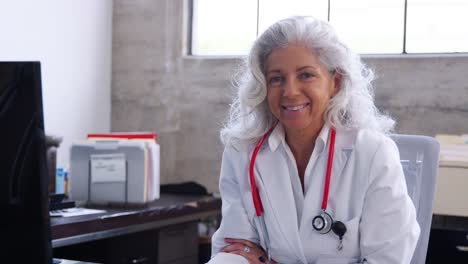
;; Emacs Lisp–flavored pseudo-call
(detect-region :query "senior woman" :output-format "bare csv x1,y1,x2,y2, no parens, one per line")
209,16,420,264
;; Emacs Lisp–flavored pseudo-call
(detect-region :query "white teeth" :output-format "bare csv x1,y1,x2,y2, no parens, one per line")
285,104,307,111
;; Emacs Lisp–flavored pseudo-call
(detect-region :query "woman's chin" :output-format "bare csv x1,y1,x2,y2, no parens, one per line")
280,117,323,134
281,120,311,131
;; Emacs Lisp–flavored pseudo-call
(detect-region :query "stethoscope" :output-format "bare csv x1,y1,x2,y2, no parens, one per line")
249,124,348,261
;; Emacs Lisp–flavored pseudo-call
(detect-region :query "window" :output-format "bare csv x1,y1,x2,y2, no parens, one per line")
330,0,405,54
190,0,468,55
191,0,257,55
406,0,468,53
258,0,328,34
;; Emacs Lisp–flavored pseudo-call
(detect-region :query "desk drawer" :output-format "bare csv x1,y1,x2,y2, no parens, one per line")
427,228,468,263
54,230,158,264
158,222,198,264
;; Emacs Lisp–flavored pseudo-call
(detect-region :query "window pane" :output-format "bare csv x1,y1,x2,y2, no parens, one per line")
406,0,468,53
191,0,257,55
330,0,405,54
258,0,328,35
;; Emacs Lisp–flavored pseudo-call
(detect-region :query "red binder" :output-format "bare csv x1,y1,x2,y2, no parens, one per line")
87,132,158,142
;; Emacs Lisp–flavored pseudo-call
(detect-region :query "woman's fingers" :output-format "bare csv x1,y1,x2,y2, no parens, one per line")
222,242,259,254
222,240,268,264
224,238,258,249
223,239,262,254
229,249,259,264
221,242,244,253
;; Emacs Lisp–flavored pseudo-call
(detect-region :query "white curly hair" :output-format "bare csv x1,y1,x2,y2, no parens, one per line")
221,16,394,146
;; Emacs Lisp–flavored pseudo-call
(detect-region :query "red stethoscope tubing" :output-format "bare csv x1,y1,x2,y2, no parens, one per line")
249,125,336,216
321,127,336,211
249,124,276,216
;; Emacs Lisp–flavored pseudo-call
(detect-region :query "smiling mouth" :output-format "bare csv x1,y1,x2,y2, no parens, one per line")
282,103,310,111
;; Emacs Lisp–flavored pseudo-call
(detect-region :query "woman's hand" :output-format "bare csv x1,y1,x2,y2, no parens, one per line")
221,238,276,264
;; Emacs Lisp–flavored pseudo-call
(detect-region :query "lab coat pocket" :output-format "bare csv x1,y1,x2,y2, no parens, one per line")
318,216,361,258
339,216,360,256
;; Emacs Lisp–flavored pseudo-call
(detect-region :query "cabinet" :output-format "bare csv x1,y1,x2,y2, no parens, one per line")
54,222,199,264
427,228,468,263
158,222,198,264
106,230,158,264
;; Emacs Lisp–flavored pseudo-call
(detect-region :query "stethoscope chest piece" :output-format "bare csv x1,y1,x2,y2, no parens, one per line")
312,211,333,234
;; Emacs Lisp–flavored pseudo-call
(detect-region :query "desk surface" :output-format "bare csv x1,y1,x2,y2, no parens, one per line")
56,259,98,264
51,194,221,248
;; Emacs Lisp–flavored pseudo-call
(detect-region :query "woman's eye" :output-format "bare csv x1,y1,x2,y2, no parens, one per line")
299,72,314,79
269,76,283,84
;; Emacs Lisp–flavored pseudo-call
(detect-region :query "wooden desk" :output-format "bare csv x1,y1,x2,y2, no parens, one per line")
52,194,221,264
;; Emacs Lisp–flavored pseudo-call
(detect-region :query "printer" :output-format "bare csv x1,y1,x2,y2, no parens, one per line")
69,135,160,205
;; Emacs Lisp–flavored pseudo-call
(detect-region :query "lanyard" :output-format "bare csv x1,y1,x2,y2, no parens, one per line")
249,125,336,216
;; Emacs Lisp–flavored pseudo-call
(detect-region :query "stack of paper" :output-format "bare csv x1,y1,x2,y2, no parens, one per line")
435,134,468,166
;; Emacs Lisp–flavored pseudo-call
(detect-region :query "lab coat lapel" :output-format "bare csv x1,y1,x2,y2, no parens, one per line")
255,148,307,262
302,128,353,221
327,130,354,216
331,147,349,190
329,130,354,202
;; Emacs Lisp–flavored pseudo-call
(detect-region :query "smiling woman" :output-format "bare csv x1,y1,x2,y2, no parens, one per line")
208,16,421,264
265,45,340,140
220,16,394,148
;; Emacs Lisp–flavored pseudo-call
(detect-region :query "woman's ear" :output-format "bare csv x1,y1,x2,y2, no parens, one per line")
332,70,343,97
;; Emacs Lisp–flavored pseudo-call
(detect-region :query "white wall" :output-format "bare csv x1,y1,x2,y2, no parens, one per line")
0,0,113,168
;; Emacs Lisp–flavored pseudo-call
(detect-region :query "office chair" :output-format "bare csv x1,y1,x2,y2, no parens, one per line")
390,134,440,264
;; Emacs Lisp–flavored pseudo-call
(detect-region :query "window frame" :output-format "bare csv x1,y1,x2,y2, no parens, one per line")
188,0,468,56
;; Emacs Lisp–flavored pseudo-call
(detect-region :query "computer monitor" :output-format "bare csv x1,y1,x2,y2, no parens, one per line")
0,62,52,263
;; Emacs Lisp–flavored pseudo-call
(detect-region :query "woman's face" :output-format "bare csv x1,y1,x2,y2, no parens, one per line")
265,44,340,133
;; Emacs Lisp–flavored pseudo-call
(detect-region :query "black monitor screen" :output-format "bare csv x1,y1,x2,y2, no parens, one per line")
0,62,52,263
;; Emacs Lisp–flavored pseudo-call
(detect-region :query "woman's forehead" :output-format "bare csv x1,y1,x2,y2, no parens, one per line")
265,44,325,72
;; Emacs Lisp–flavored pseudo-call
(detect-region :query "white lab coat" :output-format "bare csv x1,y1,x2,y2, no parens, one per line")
209,123,420,264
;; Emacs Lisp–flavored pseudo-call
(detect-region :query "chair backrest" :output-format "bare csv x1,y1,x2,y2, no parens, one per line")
390,134,440,264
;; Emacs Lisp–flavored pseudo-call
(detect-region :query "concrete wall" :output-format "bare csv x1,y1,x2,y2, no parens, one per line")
112,0,468,193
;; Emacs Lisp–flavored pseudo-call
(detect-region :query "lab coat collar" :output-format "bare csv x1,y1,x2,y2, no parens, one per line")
268,122,331,153
268,123,284,151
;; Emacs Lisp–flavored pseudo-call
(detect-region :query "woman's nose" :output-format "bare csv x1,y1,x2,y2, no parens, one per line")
282,78,300,97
